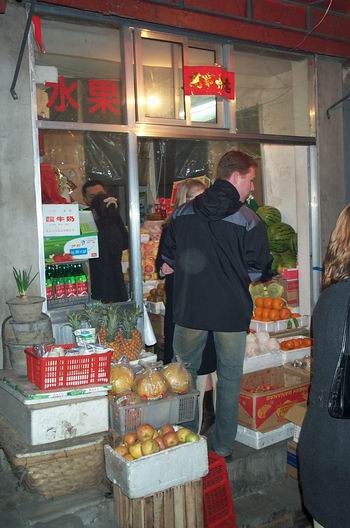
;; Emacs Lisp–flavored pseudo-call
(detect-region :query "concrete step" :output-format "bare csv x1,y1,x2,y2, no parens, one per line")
227,440,288,498
234,477,312,528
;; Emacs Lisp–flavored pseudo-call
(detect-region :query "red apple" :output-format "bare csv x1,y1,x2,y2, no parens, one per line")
136,424,155,442
159,424,175,436
163,432,179,448
154,436,166,451
123,432,138,448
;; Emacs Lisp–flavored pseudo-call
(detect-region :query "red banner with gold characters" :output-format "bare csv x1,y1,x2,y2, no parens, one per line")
183,66,235,100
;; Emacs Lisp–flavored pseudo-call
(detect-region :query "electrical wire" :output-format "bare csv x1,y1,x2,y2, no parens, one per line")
289,0,333,51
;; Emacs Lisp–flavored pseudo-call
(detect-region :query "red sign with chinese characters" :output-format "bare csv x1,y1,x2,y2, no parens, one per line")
45,75,121,114
183,66,235,100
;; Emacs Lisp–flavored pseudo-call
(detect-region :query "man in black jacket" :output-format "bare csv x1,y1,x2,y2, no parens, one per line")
161,150,272,457
82,180,129,303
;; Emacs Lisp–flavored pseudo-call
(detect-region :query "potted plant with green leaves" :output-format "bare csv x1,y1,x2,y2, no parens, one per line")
6,267,45,323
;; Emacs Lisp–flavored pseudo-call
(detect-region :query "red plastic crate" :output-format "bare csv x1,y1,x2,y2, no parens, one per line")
203,452,237,528
25,344,112,390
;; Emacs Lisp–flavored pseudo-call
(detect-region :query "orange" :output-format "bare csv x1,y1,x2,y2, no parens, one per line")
255,307,263,319
269,309,279,321
272,297,285,310
262,309,271,321
263,297,273,308
255,297,264,307
279,308,291,320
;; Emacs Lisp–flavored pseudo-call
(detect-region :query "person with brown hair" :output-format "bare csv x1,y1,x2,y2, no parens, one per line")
299,204,350,528
161,150,271,457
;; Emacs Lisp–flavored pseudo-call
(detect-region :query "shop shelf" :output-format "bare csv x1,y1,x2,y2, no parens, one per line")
25,344,112,390
47,295,90,310
109,389,199,435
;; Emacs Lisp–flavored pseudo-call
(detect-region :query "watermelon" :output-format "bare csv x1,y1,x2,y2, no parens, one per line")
256,206,281,227
267,223,296,253
271,253,281,275
277,252,297,272
289,232,298,257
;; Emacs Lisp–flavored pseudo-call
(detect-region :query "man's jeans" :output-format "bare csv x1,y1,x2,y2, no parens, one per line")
173,324,246,457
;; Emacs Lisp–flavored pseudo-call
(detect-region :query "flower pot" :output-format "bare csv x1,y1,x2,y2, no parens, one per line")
6,296,45,323
9,314,53,344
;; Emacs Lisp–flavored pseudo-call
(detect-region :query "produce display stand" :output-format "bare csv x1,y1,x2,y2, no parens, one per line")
114,479,204,528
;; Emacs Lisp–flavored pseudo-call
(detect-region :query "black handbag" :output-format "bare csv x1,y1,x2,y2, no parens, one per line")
328,297,350,418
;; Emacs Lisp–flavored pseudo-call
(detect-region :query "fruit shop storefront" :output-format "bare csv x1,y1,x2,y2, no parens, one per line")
0,1,348,523
1,1,348,345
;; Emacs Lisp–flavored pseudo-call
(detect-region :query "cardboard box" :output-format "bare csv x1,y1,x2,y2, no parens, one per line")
275,277,299,306
104,428,208,498
285,402,307,443
238,366,309,432
287,439,299,479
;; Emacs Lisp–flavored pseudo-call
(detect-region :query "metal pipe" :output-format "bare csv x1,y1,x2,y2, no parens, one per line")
127,132,144,335
309,145,321,307
10,0,36,100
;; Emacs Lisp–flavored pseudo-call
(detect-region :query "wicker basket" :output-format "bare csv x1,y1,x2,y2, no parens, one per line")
0,414,106,498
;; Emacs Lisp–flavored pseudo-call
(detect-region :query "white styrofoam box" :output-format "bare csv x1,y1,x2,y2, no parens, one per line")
0,382,108,445
235,423,294,450
243,352,283,374
293,424,301,443
278,336,311,365
146,301,165,316
0,370,110,404
105,431,208,498
250,315,310,333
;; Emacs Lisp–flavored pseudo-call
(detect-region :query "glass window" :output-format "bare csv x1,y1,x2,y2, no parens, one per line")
140,38,184,120
188,47,217,123
234,45,315,136
35,20,125,124
40,130,131,304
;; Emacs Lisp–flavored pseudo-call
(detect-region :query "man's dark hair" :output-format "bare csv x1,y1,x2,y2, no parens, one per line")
81,179,107,197
216,150,257,180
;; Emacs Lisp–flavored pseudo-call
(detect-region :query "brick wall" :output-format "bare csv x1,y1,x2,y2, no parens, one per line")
38,0,350,58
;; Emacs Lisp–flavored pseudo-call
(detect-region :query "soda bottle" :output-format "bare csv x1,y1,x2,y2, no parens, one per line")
45,266,54,301
76,263,88,297
54,265,66,299
65,264,77,298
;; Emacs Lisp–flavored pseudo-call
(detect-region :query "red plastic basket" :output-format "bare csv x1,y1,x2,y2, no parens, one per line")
25,344,112,390
203,451,237,528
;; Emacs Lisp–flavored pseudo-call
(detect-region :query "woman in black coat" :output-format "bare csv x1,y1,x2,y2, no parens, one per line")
298,204,350,528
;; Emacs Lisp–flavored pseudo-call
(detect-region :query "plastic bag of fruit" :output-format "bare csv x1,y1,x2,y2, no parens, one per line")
110,357,135,395
134,362,169,400
162,356,192,394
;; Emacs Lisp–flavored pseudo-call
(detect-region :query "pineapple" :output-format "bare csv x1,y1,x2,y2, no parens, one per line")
114,305,142,361
83,302,105,333
66,311,82,332
100,305,123,360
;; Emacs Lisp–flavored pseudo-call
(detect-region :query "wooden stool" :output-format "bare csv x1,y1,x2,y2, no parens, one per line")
114,479,204,527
